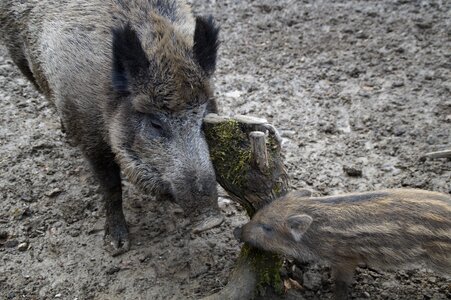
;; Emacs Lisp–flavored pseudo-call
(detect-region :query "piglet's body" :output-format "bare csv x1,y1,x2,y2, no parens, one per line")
236,189,451,299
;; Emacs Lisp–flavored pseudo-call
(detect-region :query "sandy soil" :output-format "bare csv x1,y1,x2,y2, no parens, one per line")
1,0,450,299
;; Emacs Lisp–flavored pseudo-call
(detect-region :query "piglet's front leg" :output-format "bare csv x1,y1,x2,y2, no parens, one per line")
332,263,357,300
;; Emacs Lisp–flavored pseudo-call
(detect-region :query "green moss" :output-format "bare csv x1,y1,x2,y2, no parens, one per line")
239,244,284,297
205,119,285,297
204,119,252,188
273,180,284,197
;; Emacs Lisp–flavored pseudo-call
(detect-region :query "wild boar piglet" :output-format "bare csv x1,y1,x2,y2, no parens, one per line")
235,189,451,300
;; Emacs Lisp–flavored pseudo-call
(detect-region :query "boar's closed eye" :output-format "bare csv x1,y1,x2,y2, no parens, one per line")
148,115,163,131
260,224,273,233
139,113,166,138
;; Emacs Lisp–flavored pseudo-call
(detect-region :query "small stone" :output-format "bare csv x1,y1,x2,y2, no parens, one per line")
303,270,322,290
170,207,184,215
106,266,121,275
69,229,80,237
362,291,371,298
426,135,438,145
4,240,19,248
356,31,368,39
428,276,437,283
291,265,303,282
20,194,33,203
0,231,8,240
45,188,62,197
17,242,29,251
393,126,406,136
280,130,296,138
415,22,433,30
54,294,62,298
343,165,363,177
206,240,216,248
284,278,303,291
382,280,398,289
138,252,152,263
392,81,404,88
381,163,394,172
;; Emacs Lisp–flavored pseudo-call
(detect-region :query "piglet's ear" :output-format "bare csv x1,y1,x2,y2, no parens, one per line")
286,214,313,242
193,16,220,76
112,23,150,96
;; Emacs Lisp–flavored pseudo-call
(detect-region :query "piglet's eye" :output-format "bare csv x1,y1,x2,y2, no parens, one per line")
260,224,273,232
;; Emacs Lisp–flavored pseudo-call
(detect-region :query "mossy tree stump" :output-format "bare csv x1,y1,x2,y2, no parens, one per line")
202,114,291,300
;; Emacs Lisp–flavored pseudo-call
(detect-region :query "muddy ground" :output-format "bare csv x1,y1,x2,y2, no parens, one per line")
1,0,450,299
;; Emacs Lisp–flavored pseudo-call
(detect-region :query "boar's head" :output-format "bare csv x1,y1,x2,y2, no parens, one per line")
107,16,222,230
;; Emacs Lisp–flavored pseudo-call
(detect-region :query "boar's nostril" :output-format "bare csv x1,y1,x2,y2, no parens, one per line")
233,226,243,242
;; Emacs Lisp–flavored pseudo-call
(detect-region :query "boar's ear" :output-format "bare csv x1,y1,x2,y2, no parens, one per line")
193,16,220,76
286,214,313,242
112,23,150,96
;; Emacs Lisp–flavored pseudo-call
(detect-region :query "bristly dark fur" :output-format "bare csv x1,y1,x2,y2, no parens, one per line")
318,192,389,204
193,16,219,76
0,0,223,257
155,0,178,21
112,23,150,96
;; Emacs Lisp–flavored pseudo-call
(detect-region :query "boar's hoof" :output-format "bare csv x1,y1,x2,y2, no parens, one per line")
192,214,224,234
104,219,130,256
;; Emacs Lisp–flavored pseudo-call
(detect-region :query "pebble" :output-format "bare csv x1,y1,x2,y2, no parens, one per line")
392,80,405,88
45,188,62,197
303,270,322,290
393,126,406,136
0,231,8,240
4,239,19,248
343,165,363,177
105,266,121,275
69,228,80,237
17,242,29,251
138,252,153,263
381,280,398,289
428,276,437,284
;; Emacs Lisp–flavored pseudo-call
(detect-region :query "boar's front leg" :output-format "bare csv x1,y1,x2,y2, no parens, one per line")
85,147,130,256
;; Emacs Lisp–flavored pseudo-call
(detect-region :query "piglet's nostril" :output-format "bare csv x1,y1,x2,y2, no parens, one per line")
233,226,243,242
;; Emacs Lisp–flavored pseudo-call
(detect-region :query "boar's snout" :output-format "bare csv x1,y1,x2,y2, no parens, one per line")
168,166,224,233
233,226,243,242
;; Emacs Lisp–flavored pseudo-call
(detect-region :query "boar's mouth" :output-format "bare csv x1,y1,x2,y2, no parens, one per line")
131,171,224,233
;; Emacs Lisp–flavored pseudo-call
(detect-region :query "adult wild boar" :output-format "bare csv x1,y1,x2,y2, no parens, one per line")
0,0,223,255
